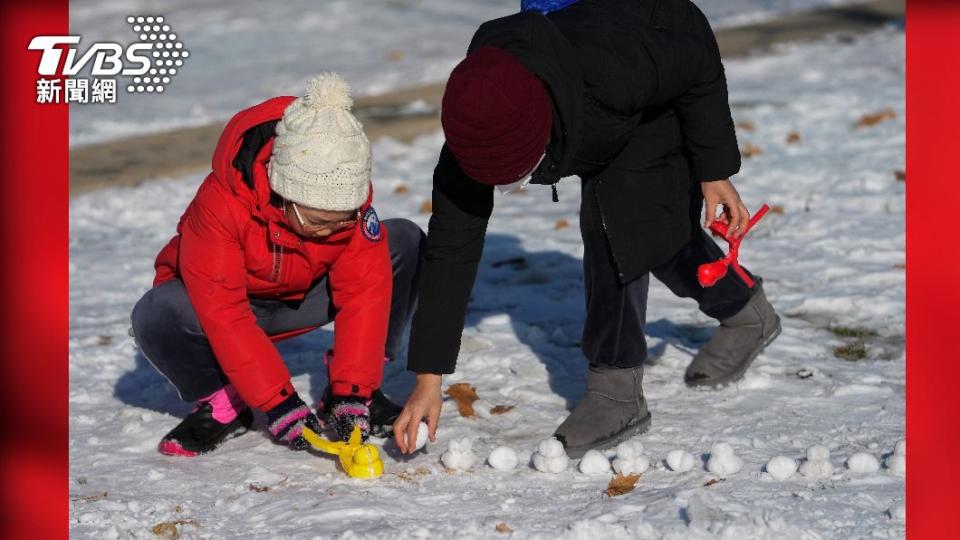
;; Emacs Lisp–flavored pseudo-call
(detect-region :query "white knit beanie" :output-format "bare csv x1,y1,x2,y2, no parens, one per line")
268,73,371,211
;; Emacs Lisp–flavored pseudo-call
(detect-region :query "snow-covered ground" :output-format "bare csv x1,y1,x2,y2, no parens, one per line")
69,28,905,539
68,0,877,147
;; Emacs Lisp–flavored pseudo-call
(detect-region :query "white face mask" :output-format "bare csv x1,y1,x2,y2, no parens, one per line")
497,152,547,195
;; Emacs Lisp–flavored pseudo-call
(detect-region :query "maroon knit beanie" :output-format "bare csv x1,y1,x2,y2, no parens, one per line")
441,46,552,185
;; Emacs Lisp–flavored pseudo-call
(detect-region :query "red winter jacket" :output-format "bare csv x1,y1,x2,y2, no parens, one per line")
152,96,392,413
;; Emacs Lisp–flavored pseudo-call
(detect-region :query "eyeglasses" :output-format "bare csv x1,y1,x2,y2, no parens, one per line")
287,201,359,235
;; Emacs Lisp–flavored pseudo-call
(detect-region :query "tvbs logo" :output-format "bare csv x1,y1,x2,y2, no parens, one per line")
29,15,189,105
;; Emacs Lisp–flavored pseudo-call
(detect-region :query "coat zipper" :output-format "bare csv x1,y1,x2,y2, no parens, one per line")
271,231,284,282
593,178,625,281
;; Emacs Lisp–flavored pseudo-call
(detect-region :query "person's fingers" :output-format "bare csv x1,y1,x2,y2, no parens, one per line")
736,202,751,238
726,198,742,235
705,198,719,228
405,408,422,454
426,405,440,442
393,409,411,453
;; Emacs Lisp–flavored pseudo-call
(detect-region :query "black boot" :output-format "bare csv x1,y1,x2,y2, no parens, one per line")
319,386,403,438
158,402,254,457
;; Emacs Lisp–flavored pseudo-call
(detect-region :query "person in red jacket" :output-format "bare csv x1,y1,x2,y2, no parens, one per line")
130,74,425,457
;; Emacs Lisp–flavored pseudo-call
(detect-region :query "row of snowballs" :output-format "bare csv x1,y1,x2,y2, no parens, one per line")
437,432,906,481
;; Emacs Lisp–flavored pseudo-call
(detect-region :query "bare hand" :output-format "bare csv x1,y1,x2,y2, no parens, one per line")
393,373,442,454
701,179,751,238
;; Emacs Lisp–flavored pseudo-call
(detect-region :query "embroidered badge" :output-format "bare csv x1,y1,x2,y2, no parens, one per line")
361,207,382,242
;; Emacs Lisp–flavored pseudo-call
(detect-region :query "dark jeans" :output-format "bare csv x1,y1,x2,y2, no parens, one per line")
579,181,756,368
131,218,426,402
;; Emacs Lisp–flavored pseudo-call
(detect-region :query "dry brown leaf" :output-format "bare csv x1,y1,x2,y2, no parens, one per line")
704,478,725,487
445,383,479,417
736,120,756,132
395,467,431,484
741,143,763,158
489,405,515,415
786,131,801,144
174,505,183,513
894,263,906,270
97,335,112,346
72,491,108,503
152,519,200,539
496,522,513,533
248,483,270,493
769,205,786,215
894,170,906,182
554,219,570,230
605,473,641,497
393,183,410,194
855,108,896,128
420,199,433,214
385,49,405,62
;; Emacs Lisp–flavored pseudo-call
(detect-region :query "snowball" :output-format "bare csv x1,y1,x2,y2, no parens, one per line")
894,440,905,456
578,450,612,475
707,444,743,477
614,440,644,460
765,456,798,481
666,449,697,473
488,446,519,471
613,454,650,475
413,422,429,452
885,454,906,477
537,437,566,458
799,459,834,480
440,438,476,471
806,445,831,463
533,438,569,473
846,452,881,474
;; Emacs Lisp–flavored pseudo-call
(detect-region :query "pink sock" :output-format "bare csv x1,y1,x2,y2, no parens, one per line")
195,384,246,423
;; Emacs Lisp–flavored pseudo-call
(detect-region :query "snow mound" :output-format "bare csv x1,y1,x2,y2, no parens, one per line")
846,452,881,474
578,450,612,475
441,438,476,471
488,446,519,471
806,445,831,463
666,449,697,472
765,456,798,481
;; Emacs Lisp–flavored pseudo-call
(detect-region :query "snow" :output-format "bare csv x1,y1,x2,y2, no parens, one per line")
440,438,477,471
69,0,877,146
533,438,571,474
413,421,430,452
578,450,612,475
488,446,520,471
70,28,904,539
706,443,744,477
612,440,651,475
885,439,905,477
764,456,798,481
846,452,881,474
666,449,698,473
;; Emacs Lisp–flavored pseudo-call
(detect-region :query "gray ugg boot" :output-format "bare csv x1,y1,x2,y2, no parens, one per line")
685,285,781,388
554,364,652,459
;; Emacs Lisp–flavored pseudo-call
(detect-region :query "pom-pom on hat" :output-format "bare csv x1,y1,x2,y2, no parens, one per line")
441,46,552,185
269,73,371,211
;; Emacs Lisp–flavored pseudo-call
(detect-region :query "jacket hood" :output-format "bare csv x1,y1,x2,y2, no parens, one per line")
468,10,584,185
210,96,296,213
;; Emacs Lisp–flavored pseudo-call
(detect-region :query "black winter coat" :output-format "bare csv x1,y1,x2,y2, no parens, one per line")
408,0,741,374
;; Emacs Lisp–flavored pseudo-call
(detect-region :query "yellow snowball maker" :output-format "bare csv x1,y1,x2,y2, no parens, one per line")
301,425,384,479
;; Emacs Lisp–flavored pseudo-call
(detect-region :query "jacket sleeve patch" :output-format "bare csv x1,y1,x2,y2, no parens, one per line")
360,207,382,242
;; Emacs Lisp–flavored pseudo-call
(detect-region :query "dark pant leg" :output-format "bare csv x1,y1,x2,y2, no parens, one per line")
130,280,233,402
579,180,650,368
650,228,757,321
382,218,426,361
